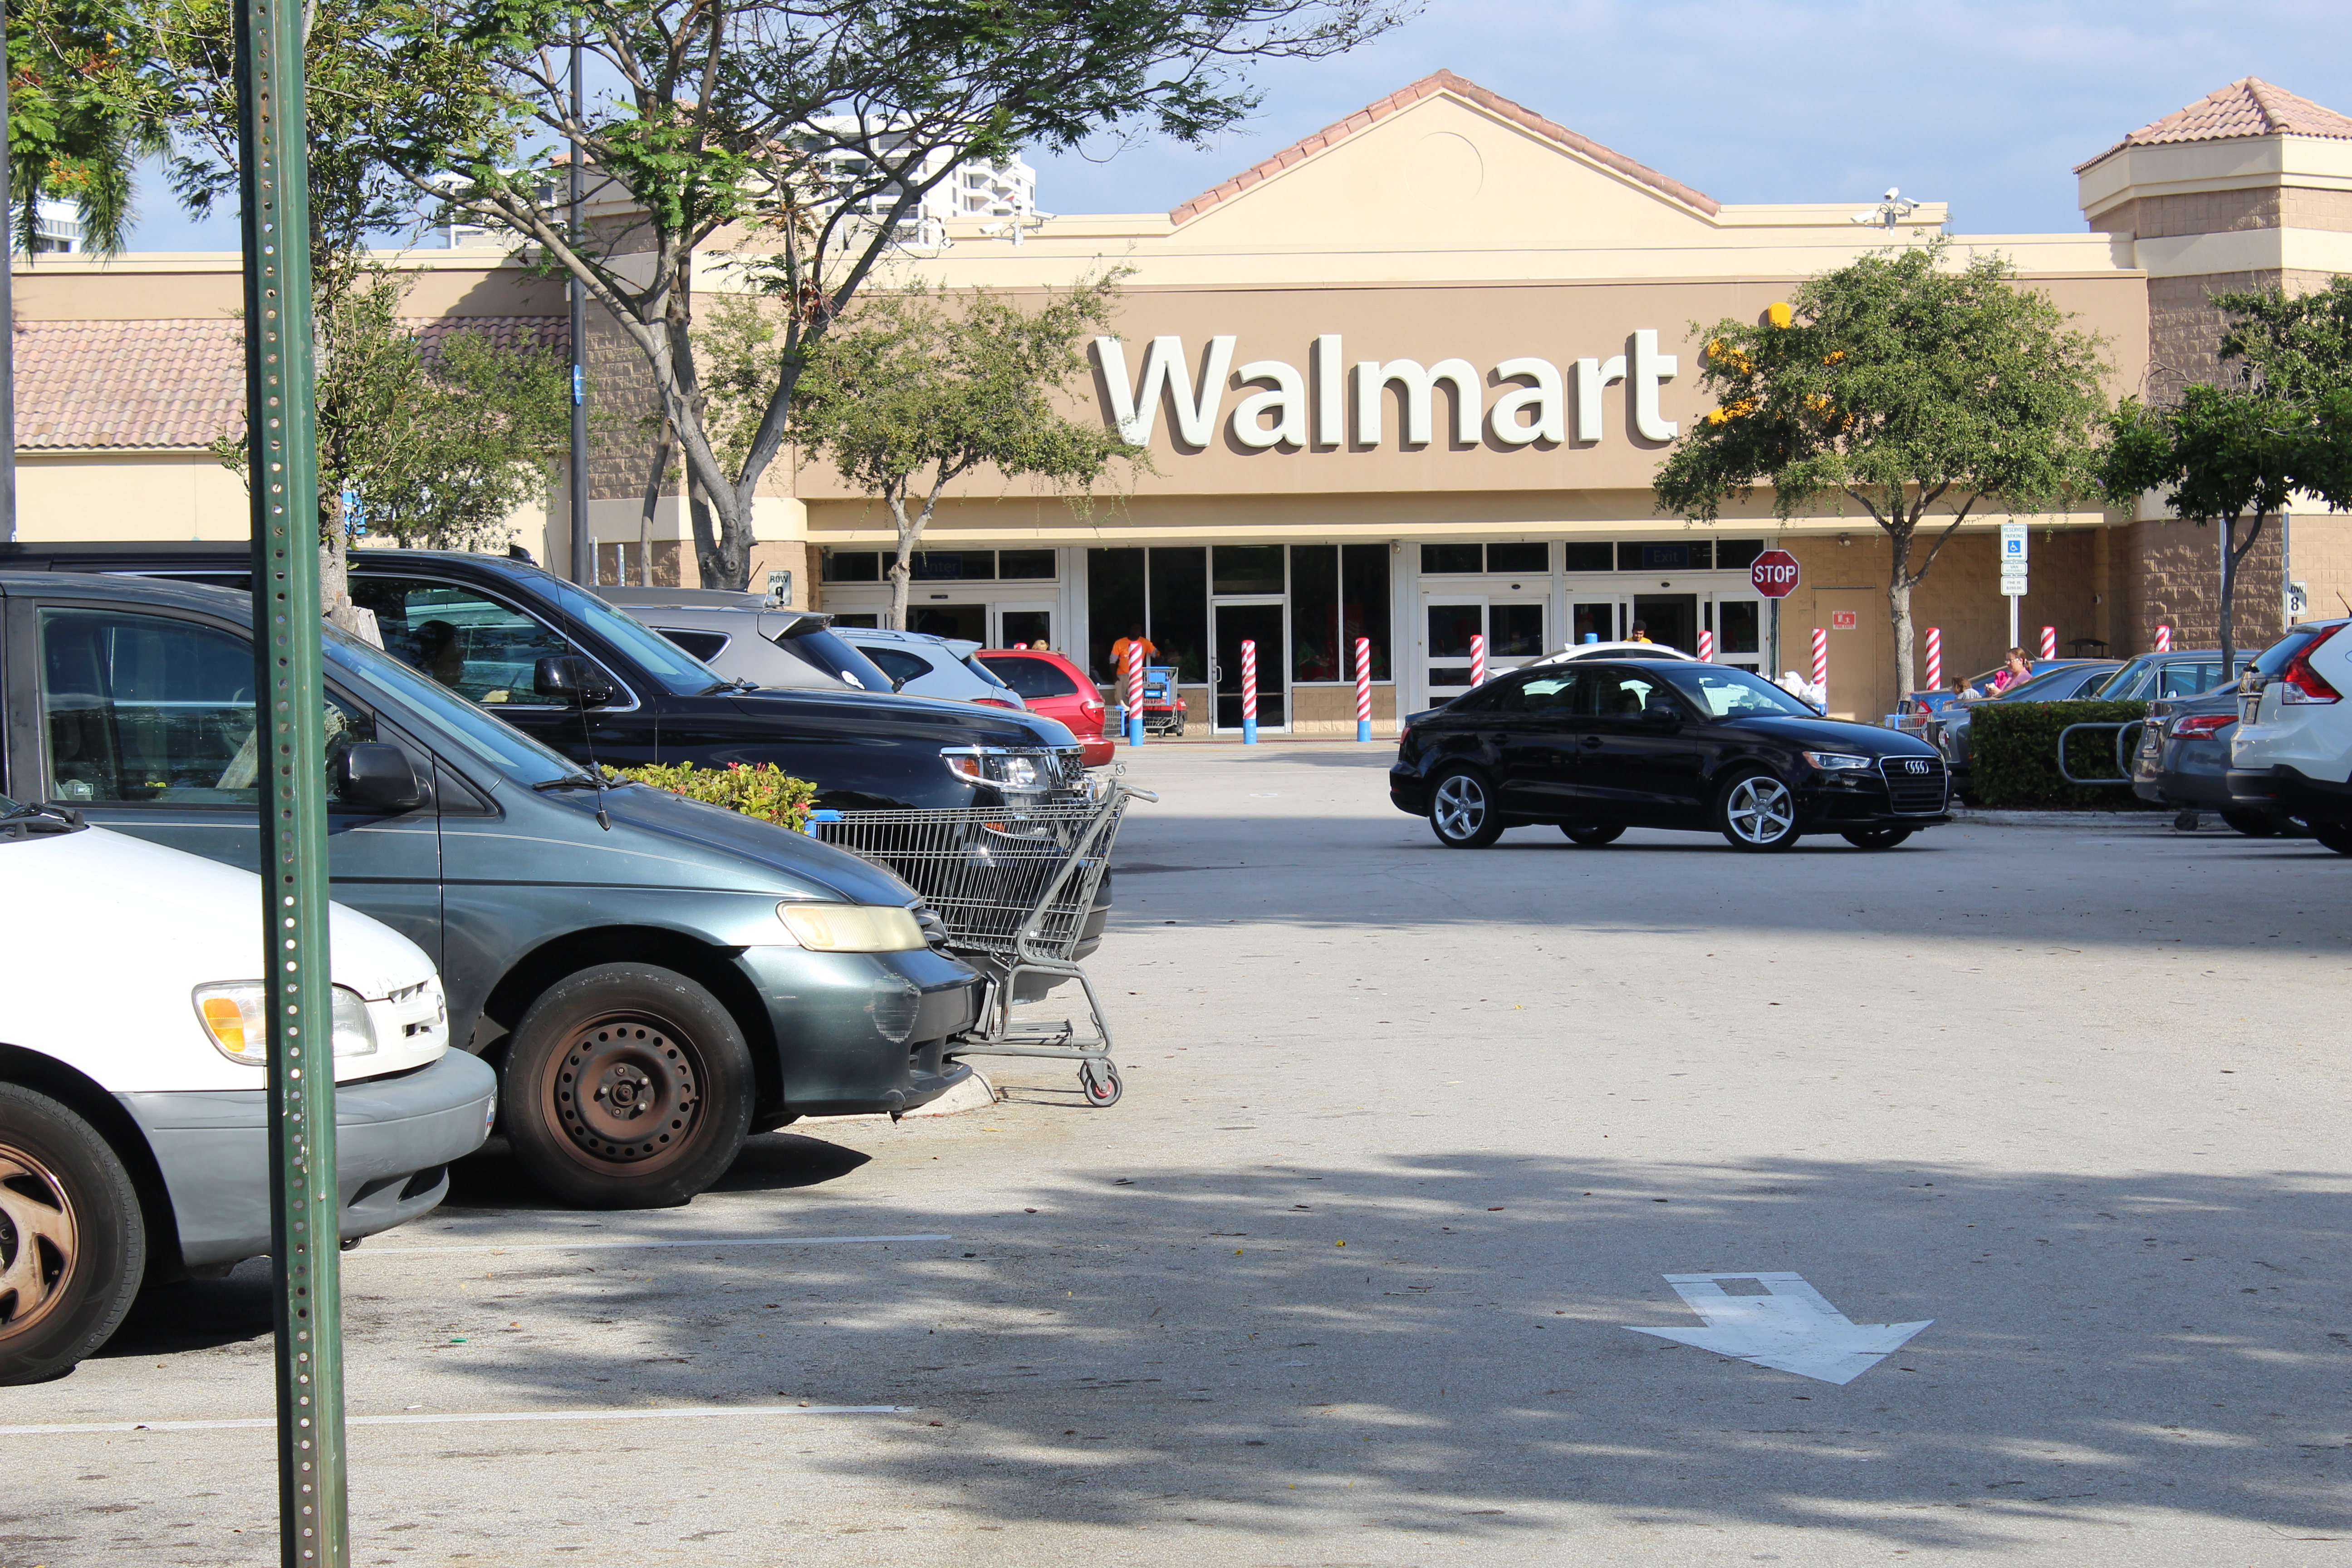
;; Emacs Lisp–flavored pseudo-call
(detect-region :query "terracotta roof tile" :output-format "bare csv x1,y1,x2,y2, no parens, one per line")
1167,69,1719,226
15,315,565,451
2077,78,2352,172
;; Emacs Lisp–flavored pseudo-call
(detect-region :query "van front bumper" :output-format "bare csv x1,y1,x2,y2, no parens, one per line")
115,1050,497,1269
736,945,984,1118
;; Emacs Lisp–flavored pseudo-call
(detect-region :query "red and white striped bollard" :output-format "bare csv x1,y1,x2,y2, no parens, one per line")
2040,625,2057,661
1240,638,1258,744
1697,629,1715,662
1924,627,1942,691
1354,637,1373,742
1124,638,1145,746
1810,627,1828,705
1469,632,1486,688
2155,623,2172,652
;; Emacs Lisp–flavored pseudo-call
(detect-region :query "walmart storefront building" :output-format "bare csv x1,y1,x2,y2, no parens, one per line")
791,71,2352,729
16,71,2352,729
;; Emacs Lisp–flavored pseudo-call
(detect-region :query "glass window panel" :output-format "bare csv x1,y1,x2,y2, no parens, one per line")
985,655,1079,699
830,612,881,628
911,551,993,581
822,550,880,583
906,603,986,642
1519,674,1578,711
1486,542,1548,574
1148,548,1209,683
1212,544,1284,596
1638,543,1694,571
1086,548,1146,684
1490,603,1546,657
1290,545,1341,682
999,609,1052,648
1572,602,1616,644
1719,600,1762,655
1561,541,1613,573
350,576,579,706
1420,543,1482,575
1716,539,1765,570
1427,603,1482,659
997,549,1056,580
1343,544,1391,681
657,628,730,662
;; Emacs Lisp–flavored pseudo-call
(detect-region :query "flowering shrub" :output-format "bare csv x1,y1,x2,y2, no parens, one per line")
614,762,818,829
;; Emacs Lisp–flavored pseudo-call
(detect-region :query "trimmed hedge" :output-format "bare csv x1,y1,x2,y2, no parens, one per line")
1970,700,2155,809
613,761,818,829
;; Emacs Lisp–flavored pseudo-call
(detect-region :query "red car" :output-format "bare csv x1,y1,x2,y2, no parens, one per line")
976,648,1114,767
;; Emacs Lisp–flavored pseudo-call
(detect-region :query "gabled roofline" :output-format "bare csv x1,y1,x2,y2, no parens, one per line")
2075,77,2352,174
1166,69,1721,227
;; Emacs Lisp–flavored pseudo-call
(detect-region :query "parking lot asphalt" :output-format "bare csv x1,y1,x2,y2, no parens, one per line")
9,745,2350,1568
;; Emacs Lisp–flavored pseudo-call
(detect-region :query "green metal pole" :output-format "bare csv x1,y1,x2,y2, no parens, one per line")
233,0,348,1558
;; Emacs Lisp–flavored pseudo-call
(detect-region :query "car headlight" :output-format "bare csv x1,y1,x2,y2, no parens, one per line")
1802,751,1874,771
941,747,1052,789
776,903,926,952
194,981,379,1065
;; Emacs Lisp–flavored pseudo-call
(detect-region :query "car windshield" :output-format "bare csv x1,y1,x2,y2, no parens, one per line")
2249,626,2330,678
777,626,895,691
530,573,734,696
324,631,581,786
1656,663,1818,719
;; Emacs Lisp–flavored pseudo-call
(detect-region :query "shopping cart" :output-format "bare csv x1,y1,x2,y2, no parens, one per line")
1137,665,1187,736
812,780,1154,1106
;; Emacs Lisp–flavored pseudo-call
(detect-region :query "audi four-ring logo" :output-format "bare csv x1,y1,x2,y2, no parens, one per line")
1901,759,1931,773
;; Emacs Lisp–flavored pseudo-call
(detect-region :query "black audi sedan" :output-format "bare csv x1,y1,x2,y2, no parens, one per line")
1390,660,1950,852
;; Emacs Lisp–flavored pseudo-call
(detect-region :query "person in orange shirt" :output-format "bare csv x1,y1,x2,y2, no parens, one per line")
1108,623,1156,680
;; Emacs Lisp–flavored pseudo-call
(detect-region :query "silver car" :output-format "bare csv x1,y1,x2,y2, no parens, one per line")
593,587,897,693
833,626,1028,710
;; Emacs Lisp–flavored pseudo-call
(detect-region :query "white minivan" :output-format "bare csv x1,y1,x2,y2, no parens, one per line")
0,798,496,1383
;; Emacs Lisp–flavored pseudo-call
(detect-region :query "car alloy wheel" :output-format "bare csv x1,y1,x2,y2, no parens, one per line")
1719,773,1801,852
1429,769,1503,848
0,1084,145,1386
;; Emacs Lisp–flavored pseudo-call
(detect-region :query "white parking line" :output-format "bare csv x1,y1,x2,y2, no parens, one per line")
0,1404,912,1436
352,1232,953,1258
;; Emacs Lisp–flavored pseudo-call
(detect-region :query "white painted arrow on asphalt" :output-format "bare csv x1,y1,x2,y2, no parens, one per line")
1625,1272,1931,1386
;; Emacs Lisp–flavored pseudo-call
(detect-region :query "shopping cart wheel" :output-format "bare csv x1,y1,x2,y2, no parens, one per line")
1078,1059,1123,1107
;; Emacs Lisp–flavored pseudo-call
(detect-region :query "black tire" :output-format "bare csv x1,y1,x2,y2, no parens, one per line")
500,964,755,1209
2220,809,2278,838
1427,767,1504,849
1715,771,1803,853
0,1083,145,1386
2313,822,2352,856
1560,823,1625,846
1841,827,1914,849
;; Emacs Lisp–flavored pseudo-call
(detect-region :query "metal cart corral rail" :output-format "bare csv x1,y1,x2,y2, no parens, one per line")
813,781,1155,1106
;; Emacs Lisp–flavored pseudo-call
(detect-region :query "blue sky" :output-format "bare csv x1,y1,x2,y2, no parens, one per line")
125,0,2352,250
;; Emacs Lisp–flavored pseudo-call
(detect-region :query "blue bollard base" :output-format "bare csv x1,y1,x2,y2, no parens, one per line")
1357,720,1372,743
1243,718,1258,744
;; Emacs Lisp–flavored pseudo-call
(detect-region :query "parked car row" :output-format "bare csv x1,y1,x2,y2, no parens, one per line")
0,544,1124,1383
1923,652,2250,803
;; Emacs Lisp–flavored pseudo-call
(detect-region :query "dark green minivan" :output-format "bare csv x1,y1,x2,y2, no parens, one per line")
0,571,983,1207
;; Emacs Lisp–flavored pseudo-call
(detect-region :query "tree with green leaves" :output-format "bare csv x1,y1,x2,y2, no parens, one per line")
1654,242,2111,698
2097,276,2352,675
404,0,1404,588
724,270,1141,628
7,0,167,254
216,268,572,554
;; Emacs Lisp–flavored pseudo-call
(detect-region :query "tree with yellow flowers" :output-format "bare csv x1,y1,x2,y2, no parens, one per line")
1654,241,2111,697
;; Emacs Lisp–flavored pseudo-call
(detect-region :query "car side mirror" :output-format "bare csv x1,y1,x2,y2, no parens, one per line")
535,655,615,708
333,742,426,812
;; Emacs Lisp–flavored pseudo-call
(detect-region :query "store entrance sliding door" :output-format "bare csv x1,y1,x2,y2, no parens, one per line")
1214,603,1285,730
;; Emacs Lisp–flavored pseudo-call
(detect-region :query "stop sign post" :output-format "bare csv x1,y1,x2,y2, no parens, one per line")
1749,549,1800,683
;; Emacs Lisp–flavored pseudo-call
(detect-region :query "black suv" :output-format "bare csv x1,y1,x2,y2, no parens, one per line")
0,543,1085,810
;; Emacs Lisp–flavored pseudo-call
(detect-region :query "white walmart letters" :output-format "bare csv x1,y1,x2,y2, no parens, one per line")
1092,334,1677,452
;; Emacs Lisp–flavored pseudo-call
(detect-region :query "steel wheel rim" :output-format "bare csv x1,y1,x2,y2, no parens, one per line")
1434,775,1487,839
543,1014,704,1174
1727,777,1795,843
0,1143,79,1345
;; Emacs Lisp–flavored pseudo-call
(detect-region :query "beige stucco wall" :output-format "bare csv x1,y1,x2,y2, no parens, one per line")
15,451,254,539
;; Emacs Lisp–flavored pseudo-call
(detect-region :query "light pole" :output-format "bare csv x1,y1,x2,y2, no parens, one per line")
2,37,15,543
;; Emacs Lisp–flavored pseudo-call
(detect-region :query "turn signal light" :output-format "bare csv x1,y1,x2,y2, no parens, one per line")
2281,624,2344,705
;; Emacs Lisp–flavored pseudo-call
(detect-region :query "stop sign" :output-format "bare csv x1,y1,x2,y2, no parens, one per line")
1750,549,1801,599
